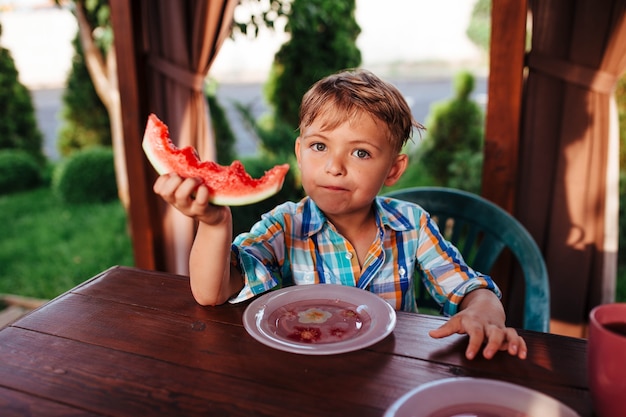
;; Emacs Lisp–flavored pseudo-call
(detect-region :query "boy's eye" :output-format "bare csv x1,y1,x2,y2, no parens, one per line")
312,143,326,152
352,149,371,159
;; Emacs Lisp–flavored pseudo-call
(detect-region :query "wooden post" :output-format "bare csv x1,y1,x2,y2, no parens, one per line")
482,0,528,213
109,0,161,270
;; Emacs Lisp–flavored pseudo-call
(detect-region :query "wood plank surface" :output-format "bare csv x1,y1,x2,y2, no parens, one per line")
68,267,589,388
0,385,103,417
7,295,460,411
0,328,388,417
0,266,593,417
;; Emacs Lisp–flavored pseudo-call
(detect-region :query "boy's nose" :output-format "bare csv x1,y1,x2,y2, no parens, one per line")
325,154,346,176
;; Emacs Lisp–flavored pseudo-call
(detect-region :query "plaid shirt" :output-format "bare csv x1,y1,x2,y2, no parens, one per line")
230,196,500,315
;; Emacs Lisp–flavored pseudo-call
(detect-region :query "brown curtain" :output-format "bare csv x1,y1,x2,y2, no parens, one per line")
517,0,626,333
140,0,237,274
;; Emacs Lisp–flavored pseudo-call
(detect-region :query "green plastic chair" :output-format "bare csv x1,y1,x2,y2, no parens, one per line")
384,186,550,332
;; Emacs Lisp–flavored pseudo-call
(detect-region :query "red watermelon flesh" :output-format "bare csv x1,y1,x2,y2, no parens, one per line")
142,113,290,206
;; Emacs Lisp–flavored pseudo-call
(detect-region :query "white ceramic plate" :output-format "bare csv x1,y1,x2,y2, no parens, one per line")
242,284,396,355
384,377,581,417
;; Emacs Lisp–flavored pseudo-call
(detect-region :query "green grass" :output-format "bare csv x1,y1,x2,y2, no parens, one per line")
0,187,134,300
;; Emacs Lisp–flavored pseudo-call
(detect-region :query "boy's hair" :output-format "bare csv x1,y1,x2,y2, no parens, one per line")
298,69,424,152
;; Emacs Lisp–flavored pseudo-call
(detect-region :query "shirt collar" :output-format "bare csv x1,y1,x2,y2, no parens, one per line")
301,197,326,236
300,196,414,237
374,196,415,232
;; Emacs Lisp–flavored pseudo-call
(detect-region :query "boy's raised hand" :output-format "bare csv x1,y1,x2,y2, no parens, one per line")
153,173,230,226
428,289,528,361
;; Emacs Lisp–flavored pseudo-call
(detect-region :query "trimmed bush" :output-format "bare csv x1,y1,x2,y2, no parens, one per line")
263,0,361,144
414,71,484,193
58,34,111,156
0,149,42,195
0,32,44,163
205,80,237,165
53,147,117,204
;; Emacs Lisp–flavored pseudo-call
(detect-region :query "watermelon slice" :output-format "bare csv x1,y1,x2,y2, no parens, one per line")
142,113,290,206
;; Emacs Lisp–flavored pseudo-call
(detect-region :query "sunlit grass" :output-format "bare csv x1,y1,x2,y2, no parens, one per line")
0,187,133,300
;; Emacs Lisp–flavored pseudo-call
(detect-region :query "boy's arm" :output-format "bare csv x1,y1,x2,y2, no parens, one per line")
189,214,244,306
153,173,243,306
410,208,526,360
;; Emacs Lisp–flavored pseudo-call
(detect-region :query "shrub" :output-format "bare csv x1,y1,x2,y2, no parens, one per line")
53,147,117,205
0,149,42,195
264,0,361,132
0,26,44,163
235,101,298,159
466,0,491,53
57,34,111,156
205,80,236,165
414,71,484,193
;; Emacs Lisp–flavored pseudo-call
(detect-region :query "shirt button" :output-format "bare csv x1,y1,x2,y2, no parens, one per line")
345,252,353,260
398,267,406,277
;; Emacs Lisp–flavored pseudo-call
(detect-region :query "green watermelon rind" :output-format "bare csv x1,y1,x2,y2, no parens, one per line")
142,114,290,206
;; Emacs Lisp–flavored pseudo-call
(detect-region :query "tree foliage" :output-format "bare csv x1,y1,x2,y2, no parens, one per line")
58,33,111,156
0,24,44,163
58,0,112,157
234,0,362,162
58,0,129,207
415,71,484,193
466,0,491,53
265,0,361,128
205,80,237,165
232,0,291,37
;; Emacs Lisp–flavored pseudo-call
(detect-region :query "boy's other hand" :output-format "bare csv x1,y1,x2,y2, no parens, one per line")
427,289,528,361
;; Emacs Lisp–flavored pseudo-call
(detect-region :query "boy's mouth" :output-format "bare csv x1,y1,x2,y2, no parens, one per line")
320,184,349,192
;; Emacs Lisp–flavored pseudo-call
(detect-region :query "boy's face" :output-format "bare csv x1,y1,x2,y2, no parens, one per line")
295,111,407,219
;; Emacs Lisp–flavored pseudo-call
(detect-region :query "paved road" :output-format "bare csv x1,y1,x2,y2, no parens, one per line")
32,77,487,161
32,88,64,161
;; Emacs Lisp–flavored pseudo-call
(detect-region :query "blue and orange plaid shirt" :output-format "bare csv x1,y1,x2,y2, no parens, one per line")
230,196,500,315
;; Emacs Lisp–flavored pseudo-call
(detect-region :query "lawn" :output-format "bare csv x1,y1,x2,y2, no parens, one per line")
0,187,134,300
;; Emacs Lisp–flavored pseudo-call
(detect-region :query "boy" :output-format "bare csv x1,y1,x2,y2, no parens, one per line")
153,69,527,360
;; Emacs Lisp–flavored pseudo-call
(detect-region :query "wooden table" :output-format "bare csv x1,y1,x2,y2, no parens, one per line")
0,266,592,416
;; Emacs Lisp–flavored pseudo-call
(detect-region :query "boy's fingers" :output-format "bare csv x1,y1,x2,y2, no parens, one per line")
506,329,528,359
463,324,486,360
429,317,528,361
428,318,461,339
153,173,176,194
480,326,505,359
193,184,210,205
174,178,201,204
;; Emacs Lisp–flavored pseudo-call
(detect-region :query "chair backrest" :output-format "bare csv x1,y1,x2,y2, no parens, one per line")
384,186,550,332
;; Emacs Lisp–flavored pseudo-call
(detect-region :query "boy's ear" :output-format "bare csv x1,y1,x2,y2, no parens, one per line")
294,137,302,167
384,154,408,187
